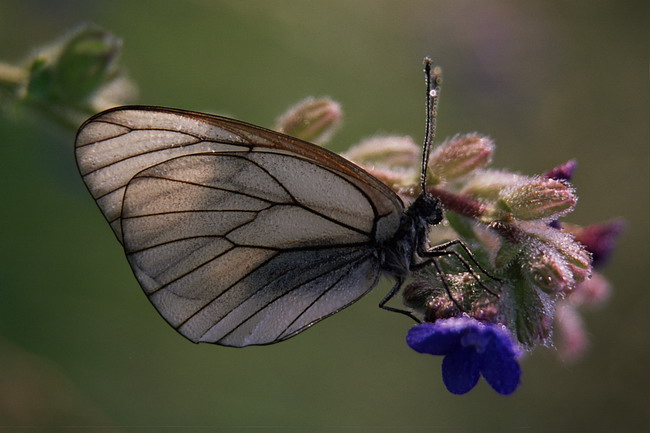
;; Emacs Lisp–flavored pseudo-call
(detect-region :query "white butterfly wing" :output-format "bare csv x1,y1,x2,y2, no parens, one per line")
75,106,404,346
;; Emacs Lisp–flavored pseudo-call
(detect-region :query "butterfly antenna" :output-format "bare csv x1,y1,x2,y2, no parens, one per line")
420,58,442,194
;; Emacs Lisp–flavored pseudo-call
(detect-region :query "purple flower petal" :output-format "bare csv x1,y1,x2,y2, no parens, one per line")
573,219,626,267
480,333,521,394
442,346,481,394
407,322,461,355
480,350,521,395
544,159,577,181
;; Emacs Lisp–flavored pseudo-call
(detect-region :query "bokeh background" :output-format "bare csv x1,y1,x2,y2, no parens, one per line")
1,1,647,431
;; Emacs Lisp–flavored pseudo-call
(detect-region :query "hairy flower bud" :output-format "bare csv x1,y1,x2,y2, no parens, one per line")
462,170,529,202
520,222,593,292
343,135,421,190
427,133,494,183
498,177,577,221
275,97,342,145
526,242,574,293
343,135,420,167
562,246,592,284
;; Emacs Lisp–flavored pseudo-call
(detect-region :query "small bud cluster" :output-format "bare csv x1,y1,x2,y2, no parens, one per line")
341,132,601,349
276,98,622,392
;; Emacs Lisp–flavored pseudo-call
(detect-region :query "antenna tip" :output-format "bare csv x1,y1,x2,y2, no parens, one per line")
423,57,433,71
423,58,442,91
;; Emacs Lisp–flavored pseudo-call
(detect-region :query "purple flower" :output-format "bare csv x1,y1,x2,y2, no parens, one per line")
569,219,626,267
544,159,578,182
407,317,522,395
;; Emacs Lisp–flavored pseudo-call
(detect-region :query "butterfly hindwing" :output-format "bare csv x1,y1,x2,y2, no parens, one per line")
121,152,384,346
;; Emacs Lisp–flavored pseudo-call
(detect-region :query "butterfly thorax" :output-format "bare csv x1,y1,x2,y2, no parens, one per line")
379,193,443,278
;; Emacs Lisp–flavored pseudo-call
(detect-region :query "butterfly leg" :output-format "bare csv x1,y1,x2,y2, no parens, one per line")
379,277,421,323
427,239,501,283
419,241,500,297
412,254,466,311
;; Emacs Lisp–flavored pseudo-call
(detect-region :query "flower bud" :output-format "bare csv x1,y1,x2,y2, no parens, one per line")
547,226,592,284
5,25,136,127
498,177,576,221
343,135,420,168
525,242,573,293
25,24,124,105
360,166,419,191
461,170,529,202
520,222,593,292
562,245,592,284
343,136,421,190
427,133,494,183
275,97,342,145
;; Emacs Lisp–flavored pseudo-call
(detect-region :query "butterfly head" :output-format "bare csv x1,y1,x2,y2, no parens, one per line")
407,192,443,227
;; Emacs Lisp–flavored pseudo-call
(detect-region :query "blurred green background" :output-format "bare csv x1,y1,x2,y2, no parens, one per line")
1,0,647,431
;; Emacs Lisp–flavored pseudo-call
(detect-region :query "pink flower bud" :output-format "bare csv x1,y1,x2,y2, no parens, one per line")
275,97,342,145
360,166,419,191
428,133,494,182
499,177,577,221
462,170,529,202
563,245,592,284
519,222,593,292
526,242,573,293
343,135,420,168
343,136,421,190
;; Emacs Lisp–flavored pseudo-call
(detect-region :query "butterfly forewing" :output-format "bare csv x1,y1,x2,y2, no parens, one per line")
75,106,404,346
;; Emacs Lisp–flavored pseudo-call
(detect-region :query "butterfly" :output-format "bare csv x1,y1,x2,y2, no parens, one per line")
75,58,482,347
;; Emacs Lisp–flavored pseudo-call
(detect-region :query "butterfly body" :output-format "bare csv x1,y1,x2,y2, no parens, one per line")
379,193,443,278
